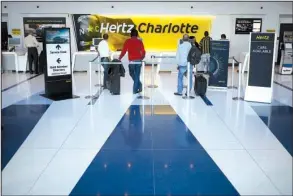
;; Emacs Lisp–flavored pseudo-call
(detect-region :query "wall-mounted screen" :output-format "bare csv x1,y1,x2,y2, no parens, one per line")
92,38,103,46
8,38,21,46
23,17,66,42
235,18,262,34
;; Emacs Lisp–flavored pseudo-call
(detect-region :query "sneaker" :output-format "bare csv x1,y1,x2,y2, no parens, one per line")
174,92,183,96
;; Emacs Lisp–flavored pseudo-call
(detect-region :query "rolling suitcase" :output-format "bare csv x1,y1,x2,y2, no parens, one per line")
194,74,207,96
108,59,122,95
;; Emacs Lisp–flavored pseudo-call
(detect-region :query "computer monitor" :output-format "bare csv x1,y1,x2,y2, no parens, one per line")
8,38,20,46
285,43,292,49
92,38,103,46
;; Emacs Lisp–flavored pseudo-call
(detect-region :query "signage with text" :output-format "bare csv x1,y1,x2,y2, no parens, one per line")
73,14,213,51
43,27,73,99
23,17,66,42
45,28,71,77
248,33,275,87
235,18,262,34
209,40,230,87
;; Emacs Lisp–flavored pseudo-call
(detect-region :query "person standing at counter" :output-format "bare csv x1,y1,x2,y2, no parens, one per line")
24,31,39,74
98,34,111,90
174,34,192,96
221,34,228,40
119,29,146,94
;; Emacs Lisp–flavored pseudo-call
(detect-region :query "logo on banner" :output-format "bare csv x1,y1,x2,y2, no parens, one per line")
256,35,270,40
73,14,213,51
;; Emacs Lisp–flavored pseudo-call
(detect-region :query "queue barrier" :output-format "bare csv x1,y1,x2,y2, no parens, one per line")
227,57,239,89
86,58,149,100
182,62,195,100
85,56,100,99
149,55,176,88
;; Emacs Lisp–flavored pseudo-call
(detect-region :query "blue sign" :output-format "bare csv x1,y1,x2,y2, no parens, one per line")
209,41,230,87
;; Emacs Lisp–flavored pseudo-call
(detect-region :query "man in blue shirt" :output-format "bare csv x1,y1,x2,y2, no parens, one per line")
174,34,192,96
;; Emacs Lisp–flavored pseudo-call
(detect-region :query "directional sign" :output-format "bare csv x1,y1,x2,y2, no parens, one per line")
43,28,73,100
46,44,70,76
45,28,71,77
56,58,61,64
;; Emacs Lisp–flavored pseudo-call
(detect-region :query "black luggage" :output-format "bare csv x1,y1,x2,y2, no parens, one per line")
194,74,207,96
108,59,124,95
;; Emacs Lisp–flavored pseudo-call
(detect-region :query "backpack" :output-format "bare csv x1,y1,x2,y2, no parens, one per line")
188,45,202,66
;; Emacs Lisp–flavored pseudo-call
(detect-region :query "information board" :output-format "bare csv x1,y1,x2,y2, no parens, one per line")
23,17,66,42
248,33,275,87
43,28,73,100
235,18,262,34
209,40,230,88
245,32,276,103
45,28,71,77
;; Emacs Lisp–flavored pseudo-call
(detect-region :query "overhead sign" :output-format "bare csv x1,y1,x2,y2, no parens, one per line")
23,17,66,42
209,40,230,88
45,28,71,77
72,14,213,51
235,18,262,34
245,32,276,103
11,29,21,36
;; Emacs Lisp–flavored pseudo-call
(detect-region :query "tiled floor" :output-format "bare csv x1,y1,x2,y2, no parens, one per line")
1,70,292,195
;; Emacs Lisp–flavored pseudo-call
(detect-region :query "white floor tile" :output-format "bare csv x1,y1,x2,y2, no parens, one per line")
21,99,89,149
2,149,57,195
62,92,136,149
28,149,98,195
207,90,285,150
207,150,281,195
249,149,293,195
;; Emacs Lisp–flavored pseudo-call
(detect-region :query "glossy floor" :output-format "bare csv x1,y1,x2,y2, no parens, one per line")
1,70,292,196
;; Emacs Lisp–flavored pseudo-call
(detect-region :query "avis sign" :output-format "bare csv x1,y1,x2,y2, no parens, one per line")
45,29,71,77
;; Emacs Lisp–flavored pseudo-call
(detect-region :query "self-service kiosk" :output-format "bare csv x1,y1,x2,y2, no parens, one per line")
279,31,293,74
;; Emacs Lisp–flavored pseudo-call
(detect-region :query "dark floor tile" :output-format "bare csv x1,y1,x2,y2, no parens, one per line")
1,104,50,170
70,150,154,196
252,105,293,156
153,150,239,196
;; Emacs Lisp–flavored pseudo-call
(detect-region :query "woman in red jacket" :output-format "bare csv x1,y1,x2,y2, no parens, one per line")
119,29,146,94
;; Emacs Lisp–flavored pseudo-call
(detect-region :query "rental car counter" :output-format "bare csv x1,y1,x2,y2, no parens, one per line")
72,51,178,73
2,46,43,72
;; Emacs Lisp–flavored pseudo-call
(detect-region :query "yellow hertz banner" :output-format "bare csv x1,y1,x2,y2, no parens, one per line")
73,15,214,51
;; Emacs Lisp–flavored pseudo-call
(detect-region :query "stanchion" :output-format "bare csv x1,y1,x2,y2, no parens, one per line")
85,61,98,99
228,58,238,89
183,62,195,100
148,56,158,88
95,58,103,87
232,62,244,101
138,61,150,100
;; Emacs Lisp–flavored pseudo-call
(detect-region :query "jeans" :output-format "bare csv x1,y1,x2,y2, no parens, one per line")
200,53,210,72
129,60,142,93
101,57,110,88
177,64,193,94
